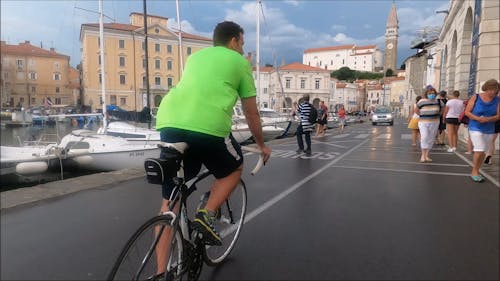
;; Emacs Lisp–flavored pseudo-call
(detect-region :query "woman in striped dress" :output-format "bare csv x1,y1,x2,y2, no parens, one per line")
296,94,315,155
415,87,443,163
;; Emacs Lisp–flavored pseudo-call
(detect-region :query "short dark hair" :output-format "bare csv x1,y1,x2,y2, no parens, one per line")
213,21,244,47
302,94,310,102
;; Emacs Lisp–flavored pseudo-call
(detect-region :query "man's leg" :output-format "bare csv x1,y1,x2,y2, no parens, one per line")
296,124,304,151
304,130,311,155
205,166,243,212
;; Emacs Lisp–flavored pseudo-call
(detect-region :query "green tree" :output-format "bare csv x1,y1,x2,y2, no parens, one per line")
331,67,355,81
385,68,394,77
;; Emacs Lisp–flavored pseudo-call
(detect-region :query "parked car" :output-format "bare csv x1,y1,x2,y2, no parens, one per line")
328,112,339,122
371,106,393,126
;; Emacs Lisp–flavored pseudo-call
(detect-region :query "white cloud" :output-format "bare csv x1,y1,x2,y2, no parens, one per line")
331,24,346,32
167,18,211,38
283,0,300,7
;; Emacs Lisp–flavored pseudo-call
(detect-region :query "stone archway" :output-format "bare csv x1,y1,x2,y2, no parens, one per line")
154,95,163,107
448,31,458,92
456,7,474,97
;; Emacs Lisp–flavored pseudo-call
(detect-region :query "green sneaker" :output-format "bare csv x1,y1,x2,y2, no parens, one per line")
192,209,222,246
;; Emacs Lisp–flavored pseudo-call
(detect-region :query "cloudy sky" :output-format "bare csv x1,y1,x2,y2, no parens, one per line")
1,0,449,68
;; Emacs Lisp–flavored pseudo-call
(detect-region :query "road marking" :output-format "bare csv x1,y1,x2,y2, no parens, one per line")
454,151,500,187
329,165,470,177
332,134,349,139
354,134,370,139
243,138,371,225
401,134,412,140
376,133,391,139
343,158,469,167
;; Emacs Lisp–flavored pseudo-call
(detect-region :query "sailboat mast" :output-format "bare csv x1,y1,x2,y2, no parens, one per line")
176,0,184,75
143,0,151,129
256,0,261,109
98,0,108,131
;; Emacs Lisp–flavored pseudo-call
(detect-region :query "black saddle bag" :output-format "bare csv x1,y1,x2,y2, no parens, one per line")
144,147,182,185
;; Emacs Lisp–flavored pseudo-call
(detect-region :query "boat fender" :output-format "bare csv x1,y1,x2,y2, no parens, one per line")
16,162,48,175
72,155,93,166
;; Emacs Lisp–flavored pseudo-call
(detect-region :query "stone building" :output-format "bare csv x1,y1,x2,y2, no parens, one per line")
0,41,73,108
79,12,212,112
302,45,383,72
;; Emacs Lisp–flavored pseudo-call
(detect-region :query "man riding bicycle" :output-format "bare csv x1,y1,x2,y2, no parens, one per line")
155,21,272,247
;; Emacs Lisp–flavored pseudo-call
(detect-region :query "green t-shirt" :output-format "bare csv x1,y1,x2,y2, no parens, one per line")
156,46,256,137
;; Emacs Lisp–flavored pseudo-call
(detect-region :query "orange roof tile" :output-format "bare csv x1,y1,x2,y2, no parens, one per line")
1,41,69,59
279,62,330,72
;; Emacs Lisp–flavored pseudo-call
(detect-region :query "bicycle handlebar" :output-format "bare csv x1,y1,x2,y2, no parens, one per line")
241,146,265,176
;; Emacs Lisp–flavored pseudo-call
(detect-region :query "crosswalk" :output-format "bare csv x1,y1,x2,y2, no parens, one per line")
326,132,412,140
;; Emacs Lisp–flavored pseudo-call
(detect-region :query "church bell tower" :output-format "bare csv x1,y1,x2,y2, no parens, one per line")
384,1,399,72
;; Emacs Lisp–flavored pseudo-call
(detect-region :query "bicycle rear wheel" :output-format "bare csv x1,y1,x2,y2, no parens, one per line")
204,180,247,266
107,215,185,281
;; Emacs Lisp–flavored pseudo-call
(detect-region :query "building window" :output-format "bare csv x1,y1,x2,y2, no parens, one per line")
142,42,145,50
167,45,172,53
55,87,60,93
263,88,267,94
53,73,60,81
155,59,161,69
29,72,37,80
155,43,160,52
54,62,60,70
167,77,173,88
97,37,100,47
98,55,101,65
119,39,125,48
331,60,333,65
119,56,125,67
31,86,36,93
110,95,117,105
285,78,291,89
187,47,192,55
31,97,36,104
167,60,172,70
155,76,161,86
120,74,126,85
342,59,345,64
16,59,24,69
55,98,61,105
99,73,102,84
300,79,305,89
142,59,147,69
315,79,320,89
120,97,126,106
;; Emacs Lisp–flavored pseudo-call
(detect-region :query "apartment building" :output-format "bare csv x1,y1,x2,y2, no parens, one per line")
80,12,212,112
254,62,331,112
1,40,72,108
303,44,384,72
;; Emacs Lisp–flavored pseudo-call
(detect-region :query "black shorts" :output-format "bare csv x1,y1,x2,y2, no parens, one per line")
446,118,460,125
318,117,327,125
159,127,243,200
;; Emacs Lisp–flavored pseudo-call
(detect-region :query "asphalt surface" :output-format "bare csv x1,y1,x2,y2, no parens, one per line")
1,118,499,280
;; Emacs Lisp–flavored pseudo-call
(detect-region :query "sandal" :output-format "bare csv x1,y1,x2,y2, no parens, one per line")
470,175,485,183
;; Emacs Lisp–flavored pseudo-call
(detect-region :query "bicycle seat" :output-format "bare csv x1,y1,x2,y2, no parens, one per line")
158,142,189,155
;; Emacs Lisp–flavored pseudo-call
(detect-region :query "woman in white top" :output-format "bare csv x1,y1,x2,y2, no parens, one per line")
443,90,465,152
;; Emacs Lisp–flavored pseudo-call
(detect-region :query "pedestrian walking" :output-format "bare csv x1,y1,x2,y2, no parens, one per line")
415,87,443,163
338,106,347,134
465,79,500,182
436,91,448,145
484,89,500,165
296,94,314,155
443,90,464,152
316,100,328,137
407,95,422,146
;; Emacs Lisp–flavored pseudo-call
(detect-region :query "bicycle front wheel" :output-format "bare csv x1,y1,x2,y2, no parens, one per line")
204,180,247,266
107,215,185,281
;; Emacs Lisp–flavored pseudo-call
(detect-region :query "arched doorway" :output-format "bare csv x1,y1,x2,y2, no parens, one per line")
459,7,473,97
448,31,458,92
154,95,163,107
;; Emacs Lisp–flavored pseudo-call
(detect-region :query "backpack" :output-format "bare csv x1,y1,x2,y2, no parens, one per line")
308,106,318,124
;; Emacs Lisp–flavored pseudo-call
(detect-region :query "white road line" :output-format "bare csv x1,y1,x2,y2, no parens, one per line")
401,134,412,140
454,151,500,187
243,138,371,225
376,133,391,139
332,134,349,139
343,158,469,167
329,165,470,177
354,134,370,139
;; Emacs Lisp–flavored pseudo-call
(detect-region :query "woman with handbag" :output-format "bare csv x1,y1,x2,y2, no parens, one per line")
407,95,422,146
465,79,500,182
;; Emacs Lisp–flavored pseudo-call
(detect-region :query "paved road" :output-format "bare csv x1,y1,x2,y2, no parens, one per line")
1,119,499,280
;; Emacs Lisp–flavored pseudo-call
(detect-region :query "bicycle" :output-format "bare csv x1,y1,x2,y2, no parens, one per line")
107,142,265,281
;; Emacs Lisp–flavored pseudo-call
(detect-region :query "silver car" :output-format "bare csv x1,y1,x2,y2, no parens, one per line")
371,106,393,126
